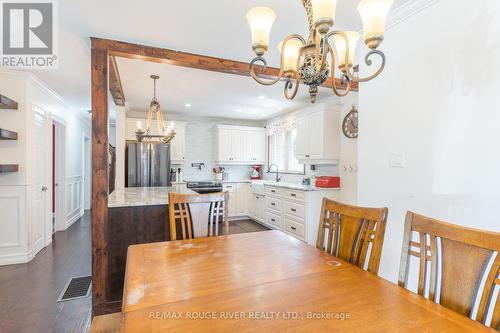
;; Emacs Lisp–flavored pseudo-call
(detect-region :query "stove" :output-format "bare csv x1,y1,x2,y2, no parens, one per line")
186,181,223,194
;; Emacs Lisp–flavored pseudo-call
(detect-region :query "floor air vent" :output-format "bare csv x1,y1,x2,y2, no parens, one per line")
57,276,92,302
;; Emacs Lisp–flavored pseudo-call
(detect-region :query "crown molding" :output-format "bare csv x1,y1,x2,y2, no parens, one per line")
387,0,440,30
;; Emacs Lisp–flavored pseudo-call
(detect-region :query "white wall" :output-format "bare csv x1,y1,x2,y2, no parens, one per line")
358,0,500,283
0,72,31,265
0,71,90,265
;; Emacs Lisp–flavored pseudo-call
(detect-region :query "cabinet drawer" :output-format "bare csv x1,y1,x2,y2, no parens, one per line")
283,201,305,220
284,218,305,240
282,189,305,201
266,212,282,228
265,186,282,197
265,197,282,212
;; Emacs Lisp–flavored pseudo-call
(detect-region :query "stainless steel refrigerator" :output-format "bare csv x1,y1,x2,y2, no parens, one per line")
126,142,171,187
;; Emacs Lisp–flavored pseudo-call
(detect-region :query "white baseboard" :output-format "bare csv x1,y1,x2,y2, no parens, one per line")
0,249,33,266
65,210,83,229
228,215,250,221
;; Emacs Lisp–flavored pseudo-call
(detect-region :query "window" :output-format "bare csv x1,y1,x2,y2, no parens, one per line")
268,128,304,174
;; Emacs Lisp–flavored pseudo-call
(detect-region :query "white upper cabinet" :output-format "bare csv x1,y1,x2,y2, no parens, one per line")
295,106,340,164
170,125,186,163
125,119,187,164
215,125,266,165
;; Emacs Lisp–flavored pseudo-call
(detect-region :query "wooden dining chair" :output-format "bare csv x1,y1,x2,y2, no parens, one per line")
168,192,229,241
399,211,500,330
316,198,388,275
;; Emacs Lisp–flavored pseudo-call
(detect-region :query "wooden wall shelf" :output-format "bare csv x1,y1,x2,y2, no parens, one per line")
0,165,19,173
0,128,18,140
0,95,18,110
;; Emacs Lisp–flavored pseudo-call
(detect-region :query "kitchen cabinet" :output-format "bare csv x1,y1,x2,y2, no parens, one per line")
126,119,186,164
261,185,340,244
250,194,265,222
223,183,238,216
236,183,251,216
295,107,340,164
215,125,266,165
223,182,251,217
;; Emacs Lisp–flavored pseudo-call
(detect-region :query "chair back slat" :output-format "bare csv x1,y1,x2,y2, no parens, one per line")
399,211,500,329
316,199,388,274
336,215,363,262
168,192,229,241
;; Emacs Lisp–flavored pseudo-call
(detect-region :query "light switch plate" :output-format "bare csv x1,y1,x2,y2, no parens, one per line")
388,153,405,168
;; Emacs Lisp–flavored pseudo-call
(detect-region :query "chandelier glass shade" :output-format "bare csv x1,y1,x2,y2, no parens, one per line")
135,75,176,144
246,0,393,102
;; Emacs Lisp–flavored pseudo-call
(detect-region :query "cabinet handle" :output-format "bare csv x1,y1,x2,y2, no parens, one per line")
291,208,296,212
271,218,276,222
271,202,275,206
291,193,296,197
271,190,276,193
305,155,310,158
291,226,297,231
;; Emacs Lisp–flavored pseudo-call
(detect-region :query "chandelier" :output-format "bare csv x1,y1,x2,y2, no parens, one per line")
246,0,393,102
135,75,176,144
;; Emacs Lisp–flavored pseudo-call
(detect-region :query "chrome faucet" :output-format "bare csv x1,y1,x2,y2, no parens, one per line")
268,164,282,182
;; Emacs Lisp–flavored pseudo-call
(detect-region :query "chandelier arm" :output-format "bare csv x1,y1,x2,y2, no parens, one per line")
250,34,306,86
328,46,351,97
250,56,283,86
344,49,386,83
284,71,300,100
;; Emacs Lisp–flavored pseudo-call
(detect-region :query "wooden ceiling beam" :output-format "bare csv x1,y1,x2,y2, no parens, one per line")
109,56,125,106
91,37,357,91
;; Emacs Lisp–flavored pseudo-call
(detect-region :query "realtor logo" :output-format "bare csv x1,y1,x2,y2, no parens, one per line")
1,0,58,68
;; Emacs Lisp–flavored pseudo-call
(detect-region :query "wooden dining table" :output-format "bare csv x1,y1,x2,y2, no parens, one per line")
121,230,496,332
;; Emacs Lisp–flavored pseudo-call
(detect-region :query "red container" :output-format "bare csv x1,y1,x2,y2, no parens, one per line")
315,176,340,188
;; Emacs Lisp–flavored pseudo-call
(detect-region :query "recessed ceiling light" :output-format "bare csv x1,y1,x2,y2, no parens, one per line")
258,95,265,100
278,107,284,111
185,103,192,108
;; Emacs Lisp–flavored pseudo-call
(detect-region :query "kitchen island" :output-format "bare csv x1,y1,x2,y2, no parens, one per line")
104,185,195,313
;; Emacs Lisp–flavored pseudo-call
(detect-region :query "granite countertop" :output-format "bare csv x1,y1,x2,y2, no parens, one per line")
261,181,340,192
223,179,340,191
108,185,196,208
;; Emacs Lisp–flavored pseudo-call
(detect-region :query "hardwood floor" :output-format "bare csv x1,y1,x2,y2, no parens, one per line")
0,212,92,333
0,213,269,333
227,219,270,234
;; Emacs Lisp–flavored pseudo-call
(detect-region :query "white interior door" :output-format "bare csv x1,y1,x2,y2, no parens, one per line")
33,111,50,255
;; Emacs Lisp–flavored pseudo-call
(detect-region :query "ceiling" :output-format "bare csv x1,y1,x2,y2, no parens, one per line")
117,57,328,120
24,0,410,118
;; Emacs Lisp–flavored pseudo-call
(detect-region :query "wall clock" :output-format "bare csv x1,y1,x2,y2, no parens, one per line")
342,106,358,139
